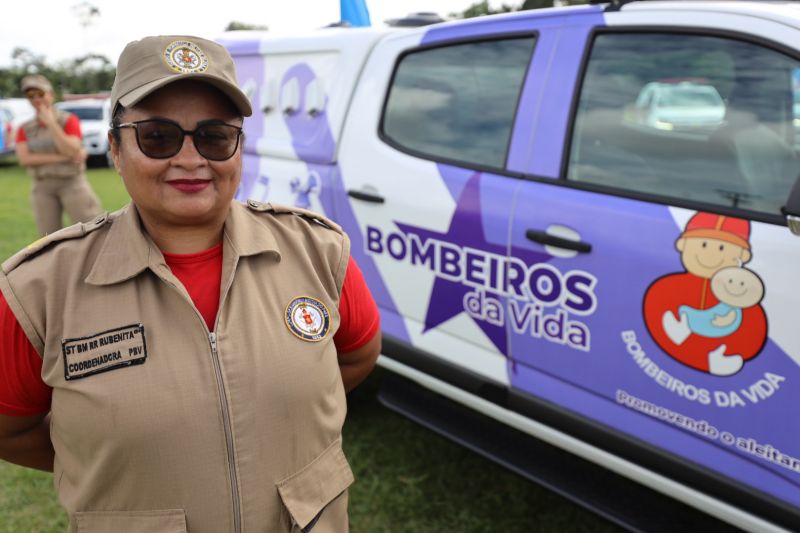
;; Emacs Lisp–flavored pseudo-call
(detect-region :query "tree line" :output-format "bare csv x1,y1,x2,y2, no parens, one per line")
0,48,115,100
0,21,269,99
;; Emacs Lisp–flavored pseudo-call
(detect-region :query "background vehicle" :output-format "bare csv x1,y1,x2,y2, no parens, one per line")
223,2,800,531
0,108,11,158
56,97,111,167
0,98,35,157
630,80,725,132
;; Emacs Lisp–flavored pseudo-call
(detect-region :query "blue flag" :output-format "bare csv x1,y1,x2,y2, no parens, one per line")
340,0,371,27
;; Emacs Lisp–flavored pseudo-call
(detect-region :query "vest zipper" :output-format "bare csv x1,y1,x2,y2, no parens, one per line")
208,331,242,533
157,258,243,531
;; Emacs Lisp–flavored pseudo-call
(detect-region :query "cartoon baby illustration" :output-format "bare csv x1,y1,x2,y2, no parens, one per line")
644,213,768,376
676,265,764,339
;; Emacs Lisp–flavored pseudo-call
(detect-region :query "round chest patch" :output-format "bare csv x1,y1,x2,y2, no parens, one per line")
285,297,330,342
164,40,209,73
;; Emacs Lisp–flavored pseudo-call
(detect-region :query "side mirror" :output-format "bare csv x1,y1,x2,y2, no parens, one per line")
783,174,800,235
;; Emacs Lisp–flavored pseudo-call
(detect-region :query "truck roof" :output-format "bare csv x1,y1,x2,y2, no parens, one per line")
218,26,397,56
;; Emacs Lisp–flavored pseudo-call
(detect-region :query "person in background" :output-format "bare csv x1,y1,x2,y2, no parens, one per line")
0,35,380,532
14,74,102,235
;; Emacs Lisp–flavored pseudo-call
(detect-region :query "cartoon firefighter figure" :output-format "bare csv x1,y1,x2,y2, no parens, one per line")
644,213,768,376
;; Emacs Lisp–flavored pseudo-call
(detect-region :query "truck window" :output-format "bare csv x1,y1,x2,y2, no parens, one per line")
794,68,800,149
382,36,536,170
567,33,800,216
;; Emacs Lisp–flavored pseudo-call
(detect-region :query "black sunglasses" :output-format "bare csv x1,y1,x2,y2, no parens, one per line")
114,118,243,161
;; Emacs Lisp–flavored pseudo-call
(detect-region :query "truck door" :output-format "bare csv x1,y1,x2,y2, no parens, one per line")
507,17,800,517
335,23,552,382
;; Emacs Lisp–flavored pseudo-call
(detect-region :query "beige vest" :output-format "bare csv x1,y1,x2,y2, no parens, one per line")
1,201,353,533
21,110,84,179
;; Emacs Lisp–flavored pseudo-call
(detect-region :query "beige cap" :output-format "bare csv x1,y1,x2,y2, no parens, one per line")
110,35,252,117
21,74,53,93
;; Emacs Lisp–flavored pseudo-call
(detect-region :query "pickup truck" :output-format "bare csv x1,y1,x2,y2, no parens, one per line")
220,2,800,530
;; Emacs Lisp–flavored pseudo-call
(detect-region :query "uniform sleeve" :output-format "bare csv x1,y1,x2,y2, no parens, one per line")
15,126,26,144
63,114,82,139
334,256,380,353
0,291,52,416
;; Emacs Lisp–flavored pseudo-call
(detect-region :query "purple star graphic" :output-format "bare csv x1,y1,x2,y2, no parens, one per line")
396,171,551,355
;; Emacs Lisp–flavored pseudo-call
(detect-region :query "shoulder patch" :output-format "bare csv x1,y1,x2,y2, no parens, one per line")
245,199,272,212
245,200,343,234
2,212,110,274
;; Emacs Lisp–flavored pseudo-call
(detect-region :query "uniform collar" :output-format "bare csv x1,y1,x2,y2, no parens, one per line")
85,201,281,286
223,200,281,259
85,204,160,286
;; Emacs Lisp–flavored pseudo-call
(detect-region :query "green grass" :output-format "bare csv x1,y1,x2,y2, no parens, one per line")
344,370,619,532
0,162,618,532
0,463,67,532
0,161,131,261
0,162,37,262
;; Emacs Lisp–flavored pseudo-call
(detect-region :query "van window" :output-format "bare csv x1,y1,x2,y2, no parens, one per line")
60,106,105,121
568,33,800,216
383,37,536,170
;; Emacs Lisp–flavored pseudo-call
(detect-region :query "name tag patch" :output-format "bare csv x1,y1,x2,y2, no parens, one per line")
62,324,147,380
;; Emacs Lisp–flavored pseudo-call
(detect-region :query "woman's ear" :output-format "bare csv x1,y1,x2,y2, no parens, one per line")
108,132,121,171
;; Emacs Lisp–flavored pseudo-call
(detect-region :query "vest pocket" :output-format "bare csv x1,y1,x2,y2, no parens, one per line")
277,438,354,532
74,509,187,532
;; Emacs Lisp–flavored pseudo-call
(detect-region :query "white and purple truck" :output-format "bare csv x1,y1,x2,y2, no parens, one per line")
220,2,800,530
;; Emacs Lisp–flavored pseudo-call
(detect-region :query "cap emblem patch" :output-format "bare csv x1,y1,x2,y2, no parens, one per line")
164,40,209,73
285,297,330,342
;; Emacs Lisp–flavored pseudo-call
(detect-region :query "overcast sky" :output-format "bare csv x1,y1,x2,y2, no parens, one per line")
1,1,500,67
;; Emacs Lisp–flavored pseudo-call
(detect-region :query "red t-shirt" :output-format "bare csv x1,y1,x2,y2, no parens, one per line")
16,113,82,143
0,253,379,416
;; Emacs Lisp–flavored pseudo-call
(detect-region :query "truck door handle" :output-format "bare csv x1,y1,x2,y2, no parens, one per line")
348,190,385,204
525,229,592,253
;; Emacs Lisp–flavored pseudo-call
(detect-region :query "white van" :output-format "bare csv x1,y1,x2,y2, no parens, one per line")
0,98,35,156
222,2,800,530
56,98,112,166
632,80,726,132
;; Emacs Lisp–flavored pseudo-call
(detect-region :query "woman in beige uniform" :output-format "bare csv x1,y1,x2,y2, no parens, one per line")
0,36,381,532
15,74,102,236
